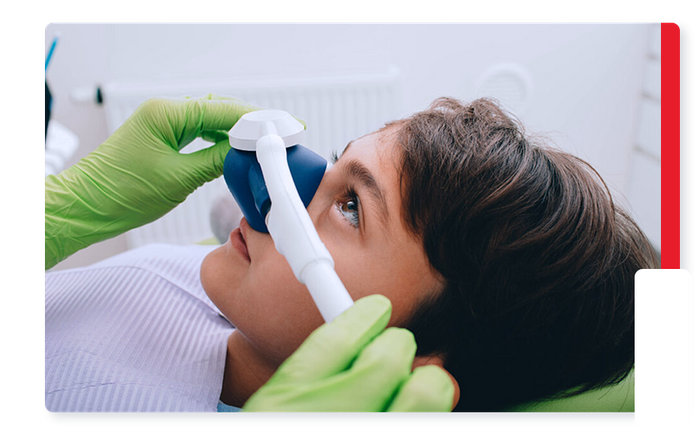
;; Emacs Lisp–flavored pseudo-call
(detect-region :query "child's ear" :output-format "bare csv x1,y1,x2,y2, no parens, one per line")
412,354,460,410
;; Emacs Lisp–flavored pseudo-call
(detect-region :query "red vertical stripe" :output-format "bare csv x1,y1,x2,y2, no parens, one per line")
660,23,680,269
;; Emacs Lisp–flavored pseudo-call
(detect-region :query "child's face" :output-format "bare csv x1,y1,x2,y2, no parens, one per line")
200,129,443,367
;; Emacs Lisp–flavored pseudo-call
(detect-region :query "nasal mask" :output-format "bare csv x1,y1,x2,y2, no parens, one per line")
223,110,354,322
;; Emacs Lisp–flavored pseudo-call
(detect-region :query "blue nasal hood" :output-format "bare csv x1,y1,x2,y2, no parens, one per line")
223,144,327,233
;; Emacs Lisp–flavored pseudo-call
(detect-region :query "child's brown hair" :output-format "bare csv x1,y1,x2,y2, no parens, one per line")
391,97,658,411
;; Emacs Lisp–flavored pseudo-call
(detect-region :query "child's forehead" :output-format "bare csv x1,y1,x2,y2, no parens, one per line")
339,127,398,163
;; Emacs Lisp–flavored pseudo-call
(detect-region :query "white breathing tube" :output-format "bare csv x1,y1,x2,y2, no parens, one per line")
228,111,354,322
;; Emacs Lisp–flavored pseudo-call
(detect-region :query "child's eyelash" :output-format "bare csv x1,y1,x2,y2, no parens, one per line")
330,151,340,164
342,186,358,203
336,186,360,229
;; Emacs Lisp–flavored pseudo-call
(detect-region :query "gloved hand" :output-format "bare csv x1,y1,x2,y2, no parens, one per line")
243,295,455,412
45,94,257,269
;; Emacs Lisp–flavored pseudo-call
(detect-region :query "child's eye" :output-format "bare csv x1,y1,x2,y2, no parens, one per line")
336,188,360,229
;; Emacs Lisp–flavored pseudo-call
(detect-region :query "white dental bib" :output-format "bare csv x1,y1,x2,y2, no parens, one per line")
45,244,234,412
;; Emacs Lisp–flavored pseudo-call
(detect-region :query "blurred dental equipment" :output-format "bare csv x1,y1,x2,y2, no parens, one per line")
45,32,80,175
45,33,59,138
223,110,354,322
45,33,60,71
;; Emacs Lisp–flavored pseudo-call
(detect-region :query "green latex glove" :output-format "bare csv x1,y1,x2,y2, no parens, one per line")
45,94,257,270
243,295,455,412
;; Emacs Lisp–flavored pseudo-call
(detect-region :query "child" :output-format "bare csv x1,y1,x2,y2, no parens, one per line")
45,96,657,411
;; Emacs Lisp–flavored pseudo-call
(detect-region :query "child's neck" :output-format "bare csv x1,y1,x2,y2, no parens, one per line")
219,330,276,408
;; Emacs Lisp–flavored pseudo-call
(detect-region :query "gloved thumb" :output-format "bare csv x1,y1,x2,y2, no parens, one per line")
182,139,232,184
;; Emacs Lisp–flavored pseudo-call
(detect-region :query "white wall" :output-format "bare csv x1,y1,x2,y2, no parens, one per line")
45,23,657,269
626,24,662,250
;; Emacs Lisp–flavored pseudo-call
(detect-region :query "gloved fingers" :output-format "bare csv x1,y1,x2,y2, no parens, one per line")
243,327,416,412
386,365,455,412
242,298,447,413
93,94,254,200
131,96,257,151
193,97,259,133
267,295,392,386
332,327,416,411
200,129,230,143
181,139,232,183
173,98,258,151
